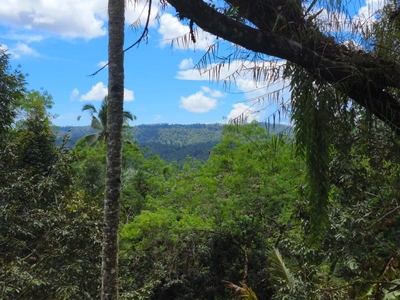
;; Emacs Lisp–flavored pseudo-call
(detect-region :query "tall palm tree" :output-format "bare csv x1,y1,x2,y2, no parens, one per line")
103,0,125,297
78,96,136,146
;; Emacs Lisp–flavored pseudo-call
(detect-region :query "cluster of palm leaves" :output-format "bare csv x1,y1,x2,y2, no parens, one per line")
77,96,136,146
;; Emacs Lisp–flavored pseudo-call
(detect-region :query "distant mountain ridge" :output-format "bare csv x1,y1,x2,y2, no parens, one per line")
131,123,224,146
54,123,291,163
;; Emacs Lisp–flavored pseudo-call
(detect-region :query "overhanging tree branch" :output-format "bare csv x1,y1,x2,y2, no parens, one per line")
167,0,400,133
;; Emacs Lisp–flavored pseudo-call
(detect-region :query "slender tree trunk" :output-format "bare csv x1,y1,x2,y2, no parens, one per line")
101,0,124,299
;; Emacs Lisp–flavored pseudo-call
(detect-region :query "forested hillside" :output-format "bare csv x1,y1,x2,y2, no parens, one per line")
55,123,291,163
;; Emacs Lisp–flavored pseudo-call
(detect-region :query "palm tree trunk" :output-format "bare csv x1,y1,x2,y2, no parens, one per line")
101,0,124,298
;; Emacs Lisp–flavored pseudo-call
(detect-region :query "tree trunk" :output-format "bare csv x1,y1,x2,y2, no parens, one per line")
101,0,125,299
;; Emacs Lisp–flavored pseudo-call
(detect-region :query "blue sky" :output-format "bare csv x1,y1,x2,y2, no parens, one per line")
0,0,378,127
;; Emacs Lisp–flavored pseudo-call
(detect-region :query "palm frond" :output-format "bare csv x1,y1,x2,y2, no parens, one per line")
98,97,108,128
81,133,100,147
78,96,134,147
123,111,136,126
268,247,296,290
82,104,97,116
91,116,104,131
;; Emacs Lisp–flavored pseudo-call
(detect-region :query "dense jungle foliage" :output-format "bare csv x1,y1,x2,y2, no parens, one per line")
1,41,400,299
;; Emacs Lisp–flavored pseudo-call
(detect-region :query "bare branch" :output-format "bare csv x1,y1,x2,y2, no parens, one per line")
88,0,153,77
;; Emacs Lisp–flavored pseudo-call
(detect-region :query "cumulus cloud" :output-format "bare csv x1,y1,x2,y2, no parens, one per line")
79,82,135,102
81,82,107,101
158,13,215,51
180,91,217,113
227,103,257,123
0,0,166,41
179,58,194,70
0,0,108,39
179,86,224,113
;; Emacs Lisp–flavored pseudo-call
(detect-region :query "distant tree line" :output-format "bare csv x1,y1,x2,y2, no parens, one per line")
54,123,291,163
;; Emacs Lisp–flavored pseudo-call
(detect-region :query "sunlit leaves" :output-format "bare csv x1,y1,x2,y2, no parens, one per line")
119,123,302,299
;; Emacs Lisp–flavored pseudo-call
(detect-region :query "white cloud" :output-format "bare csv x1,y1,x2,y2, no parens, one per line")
354,0,384,23
234,78,291,123
81,82,107,101
201,86,225,98
0,1,166,41
70,88,80,101
180,91,217,113
124,89,135,102
80,81,135,102
179,86,224,113
177,59,289,103
14,42,38,56
227,103,257,123
176,60,245,81
176,59,283,83
179,58,194,70
176,68,206,81
158,13,215,51
347,0,384,34
1,33,44,43
0,0,108,39
7,42,39,59
314,8,350,33
154,115,161,121
235,78,272,100
125,1,160,28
